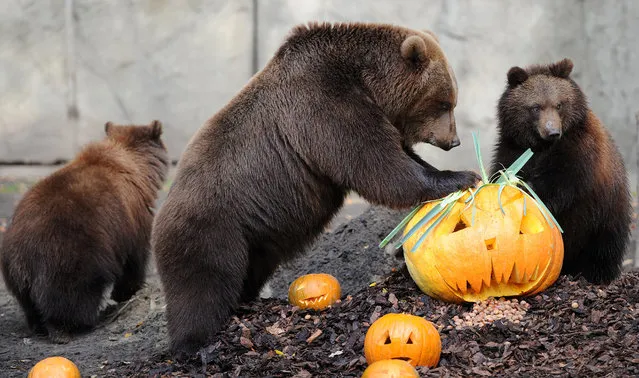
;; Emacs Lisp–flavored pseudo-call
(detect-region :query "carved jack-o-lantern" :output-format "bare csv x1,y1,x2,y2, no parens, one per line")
361,359,420,378
288,273,341,310
364,313,441,367
402,184,564,303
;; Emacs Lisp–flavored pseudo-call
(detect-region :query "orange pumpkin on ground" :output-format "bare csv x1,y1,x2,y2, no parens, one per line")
288,273,341,310
403,184,563,303
28,356,81,378
364,313,441,367
361,359,420,378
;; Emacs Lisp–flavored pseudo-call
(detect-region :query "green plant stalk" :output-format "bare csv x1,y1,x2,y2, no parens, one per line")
472,131,489,183
410,201,455,252
378,205,421,248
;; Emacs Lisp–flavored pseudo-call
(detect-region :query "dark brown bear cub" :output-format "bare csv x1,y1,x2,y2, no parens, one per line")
1,121,168,342
490,58,631,285
153,21,481,357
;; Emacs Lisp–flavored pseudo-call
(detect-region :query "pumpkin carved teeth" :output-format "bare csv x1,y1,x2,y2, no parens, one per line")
300,294,328,305
288,274,341,310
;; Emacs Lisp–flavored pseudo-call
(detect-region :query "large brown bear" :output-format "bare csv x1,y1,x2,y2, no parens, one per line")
490,58,631,285
1,121,168,343
152,22,480,357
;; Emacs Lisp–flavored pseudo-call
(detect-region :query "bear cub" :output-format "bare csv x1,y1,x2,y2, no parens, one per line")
152,21,480,357
490,58,631,285
1,121,168,342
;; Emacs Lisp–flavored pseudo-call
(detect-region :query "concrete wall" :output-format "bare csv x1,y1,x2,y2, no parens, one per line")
0,0,254,162
1,0,637,182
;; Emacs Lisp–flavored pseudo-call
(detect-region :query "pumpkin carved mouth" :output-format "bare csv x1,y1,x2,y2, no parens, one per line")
299,294,328,305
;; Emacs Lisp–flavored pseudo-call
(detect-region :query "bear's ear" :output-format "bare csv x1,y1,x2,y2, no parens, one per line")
150,120,163,139
422,29,440,44
104,121,114,135
548,58,574,78
507,66,528,87
401,35,429,67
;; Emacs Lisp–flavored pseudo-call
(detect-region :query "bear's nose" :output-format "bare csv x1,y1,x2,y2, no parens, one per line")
545,121,561,140
449,136,460,148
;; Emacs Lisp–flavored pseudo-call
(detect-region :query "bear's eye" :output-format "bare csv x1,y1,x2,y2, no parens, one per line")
556,103,562,110
530,105,541,113
439,102,451,112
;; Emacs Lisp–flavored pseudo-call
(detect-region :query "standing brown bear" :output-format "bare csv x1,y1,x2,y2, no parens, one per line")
152,22,480,357
1,121,168,342
490,58,631,285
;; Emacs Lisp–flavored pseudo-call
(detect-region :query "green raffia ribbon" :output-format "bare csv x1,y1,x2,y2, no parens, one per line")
378,133,563,252
473,131,489,183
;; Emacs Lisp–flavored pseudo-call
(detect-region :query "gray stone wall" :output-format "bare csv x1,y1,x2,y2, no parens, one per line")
1,0,637,183
0,0,254,162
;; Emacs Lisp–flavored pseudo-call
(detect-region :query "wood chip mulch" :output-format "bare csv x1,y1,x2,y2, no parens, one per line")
116,268,639,377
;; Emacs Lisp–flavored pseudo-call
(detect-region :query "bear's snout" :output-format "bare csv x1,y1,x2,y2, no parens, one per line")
543,120,561,141
449,136,461,148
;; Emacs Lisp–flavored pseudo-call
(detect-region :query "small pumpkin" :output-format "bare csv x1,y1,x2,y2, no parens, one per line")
402,183,563,303
288,273,341,310
364,313,441,367
28,356,81,378
361,359,420,378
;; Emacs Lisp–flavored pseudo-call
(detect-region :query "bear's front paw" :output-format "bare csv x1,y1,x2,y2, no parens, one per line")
435,170,482,195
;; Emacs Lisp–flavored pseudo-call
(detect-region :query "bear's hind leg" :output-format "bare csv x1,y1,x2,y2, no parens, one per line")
14,289,47,336
111,250,149,303
162,235,249,359
240,245,283,303
39,276,108,342
577,230,627,285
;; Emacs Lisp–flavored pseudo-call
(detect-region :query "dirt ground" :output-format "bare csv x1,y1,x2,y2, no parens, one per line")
0,172,637,377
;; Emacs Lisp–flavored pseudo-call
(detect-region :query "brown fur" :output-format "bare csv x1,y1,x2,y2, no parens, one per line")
0,121,168,342
491,58,631,285
152,21,480,357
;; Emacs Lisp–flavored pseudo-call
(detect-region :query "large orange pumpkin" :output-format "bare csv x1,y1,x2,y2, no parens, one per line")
288,273,341,310
402,184,563,303
361,359,420,378
364,313,441,367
